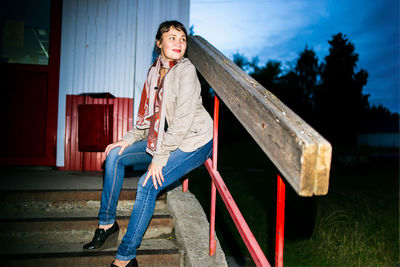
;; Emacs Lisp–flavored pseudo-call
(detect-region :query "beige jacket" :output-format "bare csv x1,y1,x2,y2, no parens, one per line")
121,57,213,166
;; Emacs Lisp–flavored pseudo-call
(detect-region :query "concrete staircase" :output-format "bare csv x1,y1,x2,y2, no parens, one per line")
0,170,182,266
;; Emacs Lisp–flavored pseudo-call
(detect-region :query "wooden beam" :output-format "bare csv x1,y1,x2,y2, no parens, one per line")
187,35,332,196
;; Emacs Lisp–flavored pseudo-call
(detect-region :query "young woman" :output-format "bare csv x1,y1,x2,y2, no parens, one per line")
83,21,213,267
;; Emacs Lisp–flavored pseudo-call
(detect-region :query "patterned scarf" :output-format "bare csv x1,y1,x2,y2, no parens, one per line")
136,56,179,155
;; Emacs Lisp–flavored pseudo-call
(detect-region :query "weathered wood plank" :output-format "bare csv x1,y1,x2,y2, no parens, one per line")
187,35,332,196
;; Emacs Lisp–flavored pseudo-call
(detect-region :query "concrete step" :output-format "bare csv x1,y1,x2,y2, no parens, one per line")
0,170,184,266
0,188,142,201
0,212,174,244
1,238,182,267
0,169,141,191
0,189,167,216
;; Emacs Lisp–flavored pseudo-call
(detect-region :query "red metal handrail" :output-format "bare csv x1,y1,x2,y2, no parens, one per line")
209,95,219,255
184,95,286,267
275,175,286,267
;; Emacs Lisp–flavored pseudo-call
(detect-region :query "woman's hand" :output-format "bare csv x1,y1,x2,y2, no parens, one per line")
143,162,164,190
105,140,130,156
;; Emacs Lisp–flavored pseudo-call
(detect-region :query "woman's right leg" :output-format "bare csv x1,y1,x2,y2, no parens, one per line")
98,140,152,226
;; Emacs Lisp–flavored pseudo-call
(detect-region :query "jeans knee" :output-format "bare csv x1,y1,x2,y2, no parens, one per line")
137,181,158,198
105,147,122,165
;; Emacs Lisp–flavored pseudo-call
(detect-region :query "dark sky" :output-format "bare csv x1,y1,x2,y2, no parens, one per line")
191,0,399,113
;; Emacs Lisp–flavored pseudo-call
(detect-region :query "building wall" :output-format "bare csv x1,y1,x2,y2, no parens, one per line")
357,133,400,148
56,0,190,169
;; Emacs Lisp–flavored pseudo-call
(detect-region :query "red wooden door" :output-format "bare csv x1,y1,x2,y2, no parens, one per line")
0,0,62,166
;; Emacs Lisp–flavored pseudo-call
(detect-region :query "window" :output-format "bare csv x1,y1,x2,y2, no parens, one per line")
0,0,51,65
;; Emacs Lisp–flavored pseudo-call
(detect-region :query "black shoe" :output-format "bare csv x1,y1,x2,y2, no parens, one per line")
83,221,119,250
111,258,138,267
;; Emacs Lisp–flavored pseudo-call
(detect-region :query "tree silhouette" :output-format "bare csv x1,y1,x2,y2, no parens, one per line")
362,104,399,133
227,33,398,146
277,47,320,121
232,52,249,71
295,47,319,111
315,33,369,145
250,60,281,95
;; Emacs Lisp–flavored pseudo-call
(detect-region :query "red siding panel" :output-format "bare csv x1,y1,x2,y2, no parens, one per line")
64,94,133,171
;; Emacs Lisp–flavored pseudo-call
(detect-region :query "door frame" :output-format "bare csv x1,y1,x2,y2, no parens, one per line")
0,0,62,166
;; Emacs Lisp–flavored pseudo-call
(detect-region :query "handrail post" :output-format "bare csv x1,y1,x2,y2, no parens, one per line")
275,175,286,267
209,95,220,256
182,178,188,192
212,95,219,170
210,183,217,255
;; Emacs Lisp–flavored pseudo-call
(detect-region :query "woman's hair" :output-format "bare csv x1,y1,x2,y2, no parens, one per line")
155,20,187,43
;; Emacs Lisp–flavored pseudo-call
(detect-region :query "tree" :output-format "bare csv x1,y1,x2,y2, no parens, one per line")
230,33,378,145
232,52,249,70
315,33,369,145
362,104,399,133
250,60,282,94
189,25,195,36
295,47,320,110
278,47,321,121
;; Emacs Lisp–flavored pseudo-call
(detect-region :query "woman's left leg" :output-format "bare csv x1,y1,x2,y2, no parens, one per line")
115,140,213,261
99,140,152,226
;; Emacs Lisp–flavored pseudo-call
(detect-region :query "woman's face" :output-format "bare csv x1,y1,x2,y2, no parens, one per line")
157,27,187,61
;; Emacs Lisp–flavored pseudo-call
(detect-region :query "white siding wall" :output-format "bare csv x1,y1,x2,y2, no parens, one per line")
56,0,190,166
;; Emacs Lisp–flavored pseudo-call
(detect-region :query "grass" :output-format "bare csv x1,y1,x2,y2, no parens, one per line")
187,136,399,267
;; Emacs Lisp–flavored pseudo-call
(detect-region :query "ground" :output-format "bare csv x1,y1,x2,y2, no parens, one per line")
188,139,399,267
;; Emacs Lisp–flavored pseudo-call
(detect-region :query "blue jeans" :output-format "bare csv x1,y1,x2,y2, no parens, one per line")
98,139,213,261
